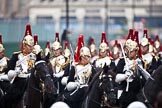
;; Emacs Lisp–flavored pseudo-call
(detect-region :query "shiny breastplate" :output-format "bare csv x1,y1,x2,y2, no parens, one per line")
50,55,69,73
75,64,92,85
0,57,8,72
95,56,111,68
15,53,36,73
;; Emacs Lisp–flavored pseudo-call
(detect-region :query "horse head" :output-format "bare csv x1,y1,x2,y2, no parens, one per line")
34,53,57,94
99,68,117,107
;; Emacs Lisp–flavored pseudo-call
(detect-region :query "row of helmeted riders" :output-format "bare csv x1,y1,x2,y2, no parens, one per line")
0,24,162,108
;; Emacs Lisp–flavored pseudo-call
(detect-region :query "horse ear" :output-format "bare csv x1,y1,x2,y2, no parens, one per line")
44,52,50,62
103,63,108,73
36,52,43,61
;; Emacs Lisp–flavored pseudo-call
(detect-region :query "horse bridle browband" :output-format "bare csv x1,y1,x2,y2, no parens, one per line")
35,60,46,66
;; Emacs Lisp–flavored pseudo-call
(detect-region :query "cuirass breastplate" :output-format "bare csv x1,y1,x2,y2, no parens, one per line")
75,64,92,85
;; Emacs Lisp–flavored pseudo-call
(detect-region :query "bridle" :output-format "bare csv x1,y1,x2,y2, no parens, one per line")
89,72,116,108
31,60,51,93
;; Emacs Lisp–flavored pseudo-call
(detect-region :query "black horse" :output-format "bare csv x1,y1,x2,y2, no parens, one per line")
81,69,118,108
0,53,57,108
25,55,57,108
137,65,162,108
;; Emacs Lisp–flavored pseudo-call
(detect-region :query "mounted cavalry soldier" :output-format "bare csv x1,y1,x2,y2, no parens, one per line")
61,35,84,90
115,30,146,108
94,32,115,70
64,41,96,108
0,23,36,108
140,29,157,74
49,32,70,95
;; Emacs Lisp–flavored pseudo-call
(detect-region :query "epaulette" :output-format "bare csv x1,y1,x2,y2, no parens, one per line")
13,51,21,54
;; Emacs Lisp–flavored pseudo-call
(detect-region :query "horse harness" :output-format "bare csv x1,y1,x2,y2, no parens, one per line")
91,71,116,108
31,60,51,93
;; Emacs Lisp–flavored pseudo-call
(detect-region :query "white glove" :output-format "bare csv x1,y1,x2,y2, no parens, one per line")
66,82,80,91
61,76,68,85
53,71,64,78
115,74,128,82
125,70,133,77
0,74,9,81
7,70,20,81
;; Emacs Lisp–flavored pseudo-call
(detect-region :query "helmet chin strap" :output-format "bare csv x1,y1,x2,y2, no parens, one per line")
23,48,30,55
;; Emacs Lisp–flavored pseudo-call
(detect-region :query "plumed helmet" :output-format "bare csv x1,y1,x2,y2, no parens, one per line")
89,37,96,53
64,41,71,57
140,29,149,47
80,46,91,57
154,35,160,49
140,37,149,47
148,38,154,53
44,41,51,56
99,42,109,52
127,29,134,40
90,44,96,53
32,34,42,54
127,40,139,52
51,32,62,50
125,39,132,49
55,32,60,42
75,34,84,62
34,35,38,45
33,45,42,54
112,40,120,55
125,29,134,49
52,41,62,50
99,32,109,52
23,35,34,46
0,34,4,52
22,24,34,46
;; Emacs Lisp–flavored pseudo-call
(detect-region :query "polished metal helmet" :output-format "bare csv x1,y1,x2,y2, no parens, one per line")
89,44,96,53
52,41,62,50
33,44,42,54
113,46,120,55
64,48,71,57
80,46,91,57
127,40,139,52
99,42,109,52
140,37,149,47
23,35,34,46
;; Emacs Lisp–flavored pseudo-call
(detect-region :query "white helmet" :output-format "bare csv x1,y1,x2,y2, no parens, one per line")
33,44,42,55
50,101,70,108
80,46,91,57
99,42,109,52
52,41,62,50
23,35,34,46
61,77,68,85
